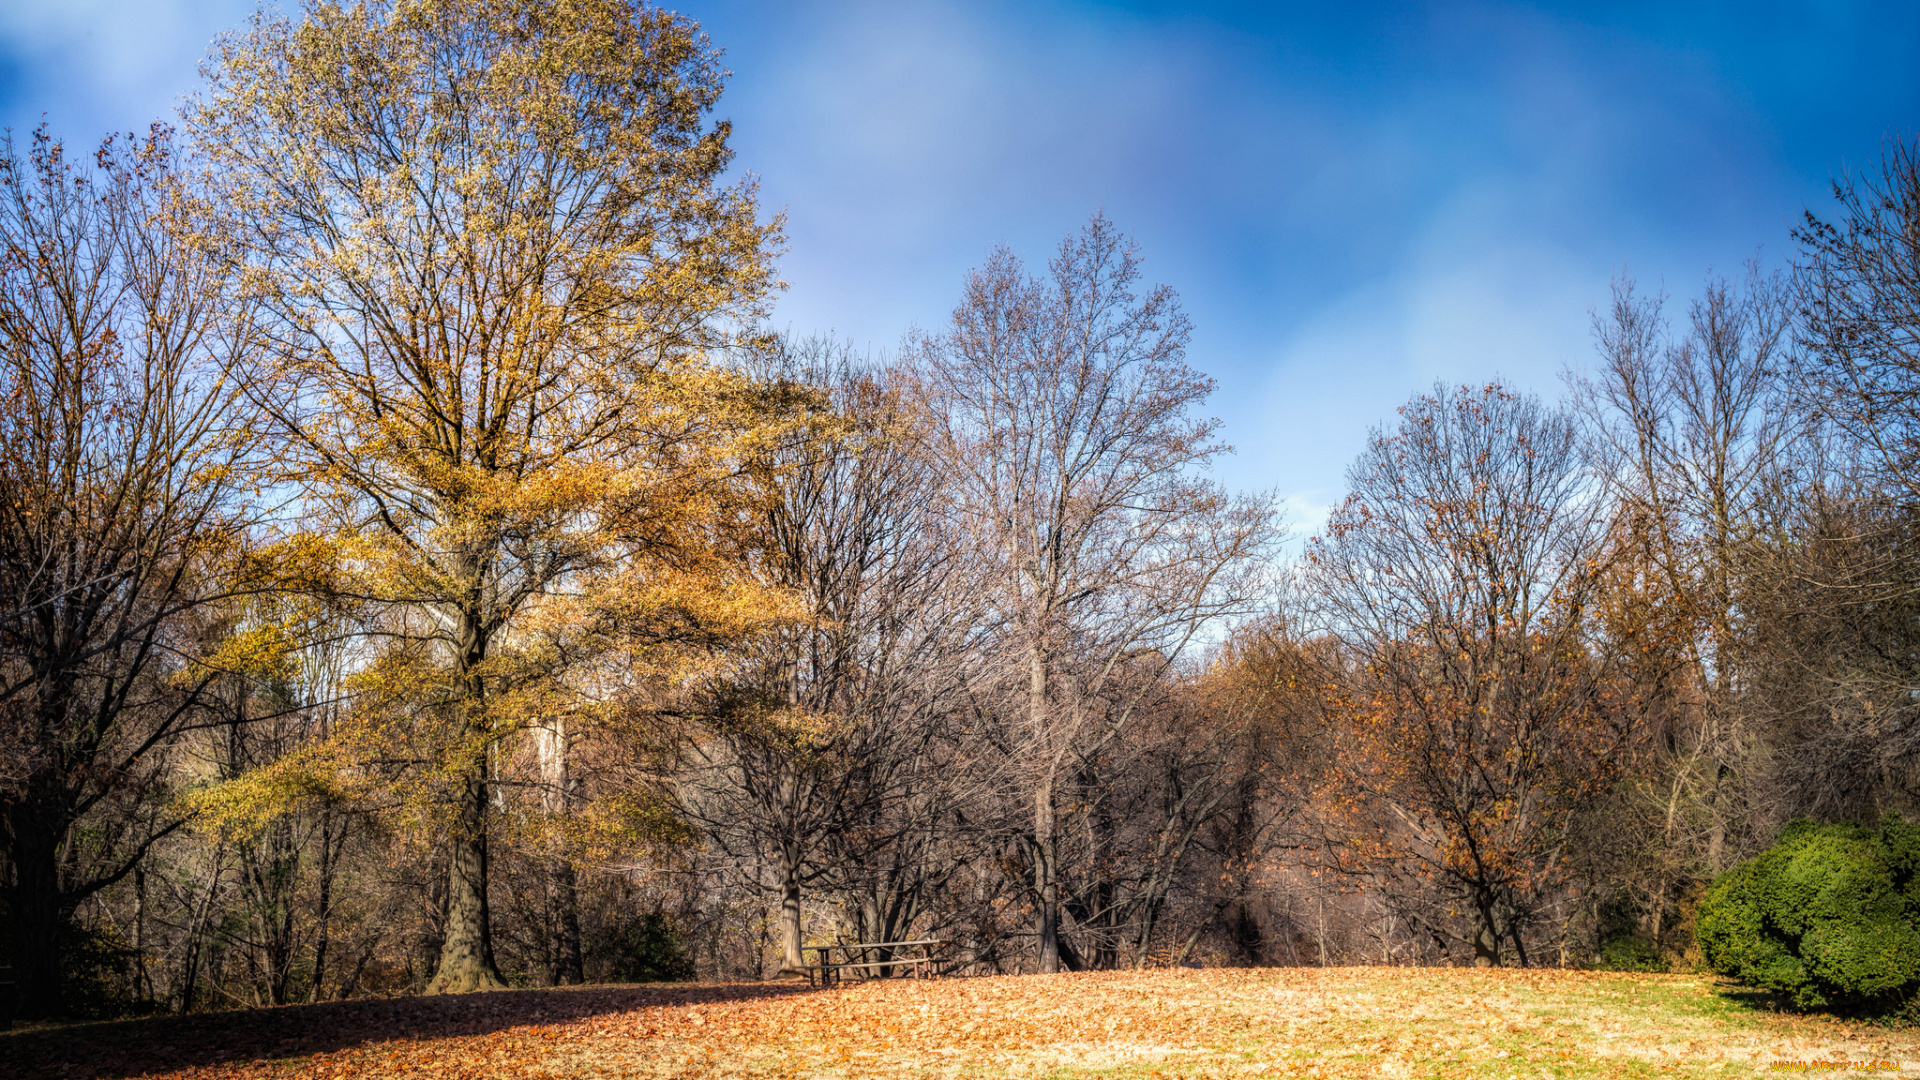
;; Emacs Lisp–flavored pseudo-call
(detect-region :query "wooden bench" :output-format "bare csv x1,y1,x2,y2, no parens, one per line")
804,940,949,987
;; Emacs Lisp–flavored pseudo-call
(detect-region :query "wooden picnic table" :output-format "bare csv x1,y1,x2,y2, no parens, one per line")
804,939,949,987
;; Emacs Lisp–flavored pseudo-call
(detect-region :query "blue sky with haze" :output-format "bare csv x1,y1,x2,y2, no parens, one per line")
2,1,1915,527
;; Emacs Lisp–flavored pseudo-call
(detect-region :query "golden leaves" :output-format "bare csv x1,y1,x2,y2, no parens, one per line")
168,0,808,880
183,741,350,839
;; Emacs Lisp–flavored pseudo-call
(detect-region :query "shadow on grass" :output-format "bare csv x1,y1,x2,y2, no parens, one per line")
1713,985,1788,1014
0,980,822,1080
1708,982,1920,1032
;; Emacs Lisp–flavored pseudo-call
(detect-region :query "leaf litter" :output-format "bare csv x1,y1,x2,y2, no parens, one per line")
5,968,1920,1079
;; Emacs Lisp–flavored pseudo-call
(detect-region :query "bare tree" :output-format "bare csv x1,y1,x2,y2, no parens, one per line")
673,337,965,974
1740,489,1920,821
909,214,1279,973
1796,135,1920,506
0,127,267,1017
1695,135,1920,829
1304,383,1630,966
1566,269,1796,952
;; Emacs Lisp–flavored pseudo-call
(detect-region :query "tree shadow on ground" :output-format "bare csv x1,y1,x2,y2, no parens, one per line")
1714,986,1788,1013
0,980,821,1080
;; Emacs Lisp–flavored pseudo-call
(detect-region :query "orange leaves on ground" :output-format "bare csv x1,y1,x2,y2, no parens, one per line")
6,968,1919,1080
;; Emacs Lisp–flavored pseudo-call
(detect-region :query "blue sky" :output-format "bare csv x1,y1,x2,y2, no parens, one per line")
2,1,1915,527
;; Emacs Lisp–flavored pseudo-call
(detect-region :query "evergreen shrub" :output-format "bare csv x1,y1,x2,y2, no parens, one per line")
1594,934,1668,973
598,912,695,983
1697,816,1920,1015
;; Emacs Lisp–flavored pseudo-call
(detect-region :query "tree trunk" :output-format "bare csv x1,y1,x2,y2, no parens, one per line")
1133,892,1163,969
271,895,294,1005
5,812,63,1021
310,810,338,1002
1706,772,1728,876
427,612,505,995
253,818,296,1006
555,858,584,986
133,865,150,1006
778,842,805,974
425,771,505,994
1034,782,1060,974
1472,897,1501,967
1081,783,1117,970
1029,641,1061,975
176,844,227,1014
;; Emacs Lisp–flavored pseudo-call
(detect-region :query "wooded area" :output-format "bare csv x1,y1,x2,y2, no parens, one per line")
3,0,1919,1023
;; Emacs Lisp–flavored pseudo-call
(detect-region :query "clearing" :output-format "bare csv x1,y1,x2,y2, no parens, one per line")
4,967,1917,1079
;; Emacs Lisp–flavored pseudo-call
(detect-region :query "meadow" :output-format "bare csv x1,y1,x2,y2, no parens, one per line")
5,968,1915,1080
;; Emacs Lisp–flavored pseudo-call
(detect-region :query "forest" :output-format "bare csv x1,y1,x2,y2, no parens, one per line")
2,0,1919,1025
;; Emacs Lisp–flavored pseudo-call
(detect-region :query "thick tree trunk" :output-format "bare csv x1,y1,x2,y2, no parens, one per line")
5,813,64,1021
427,612,505,995
1472,896,1501,967
425,772,505,994
778,842,806,974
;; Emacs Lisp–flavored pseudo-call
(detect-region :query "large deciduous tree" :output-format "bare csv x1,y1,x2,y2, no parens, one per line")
909,215,1278,973
187,0,782,993
1305,383,1633,966
0,128,268,1017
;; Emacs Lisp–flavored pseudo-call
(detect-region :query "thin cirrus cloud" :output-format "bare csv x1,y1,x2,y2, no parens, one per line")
0,0,255,140
2,0,1916,528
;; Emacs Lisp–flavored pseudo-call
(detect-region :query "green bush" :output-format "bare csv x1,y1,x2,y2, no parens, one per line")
1594,934,1668,973
597,912,694,983
1697,816,1920,1015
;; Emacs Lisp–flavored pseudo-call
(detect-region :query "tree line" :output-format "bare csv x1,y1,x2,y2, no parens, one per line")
1,0,1917,1021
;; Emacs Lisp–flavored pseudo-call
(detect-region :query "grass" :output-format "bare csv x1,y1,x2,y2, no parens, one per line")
4,967,1917,1079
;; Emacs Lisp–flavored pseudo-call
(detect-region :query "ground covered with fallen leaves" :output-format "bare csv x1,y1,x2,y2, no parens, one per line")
7,967,1919,1079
